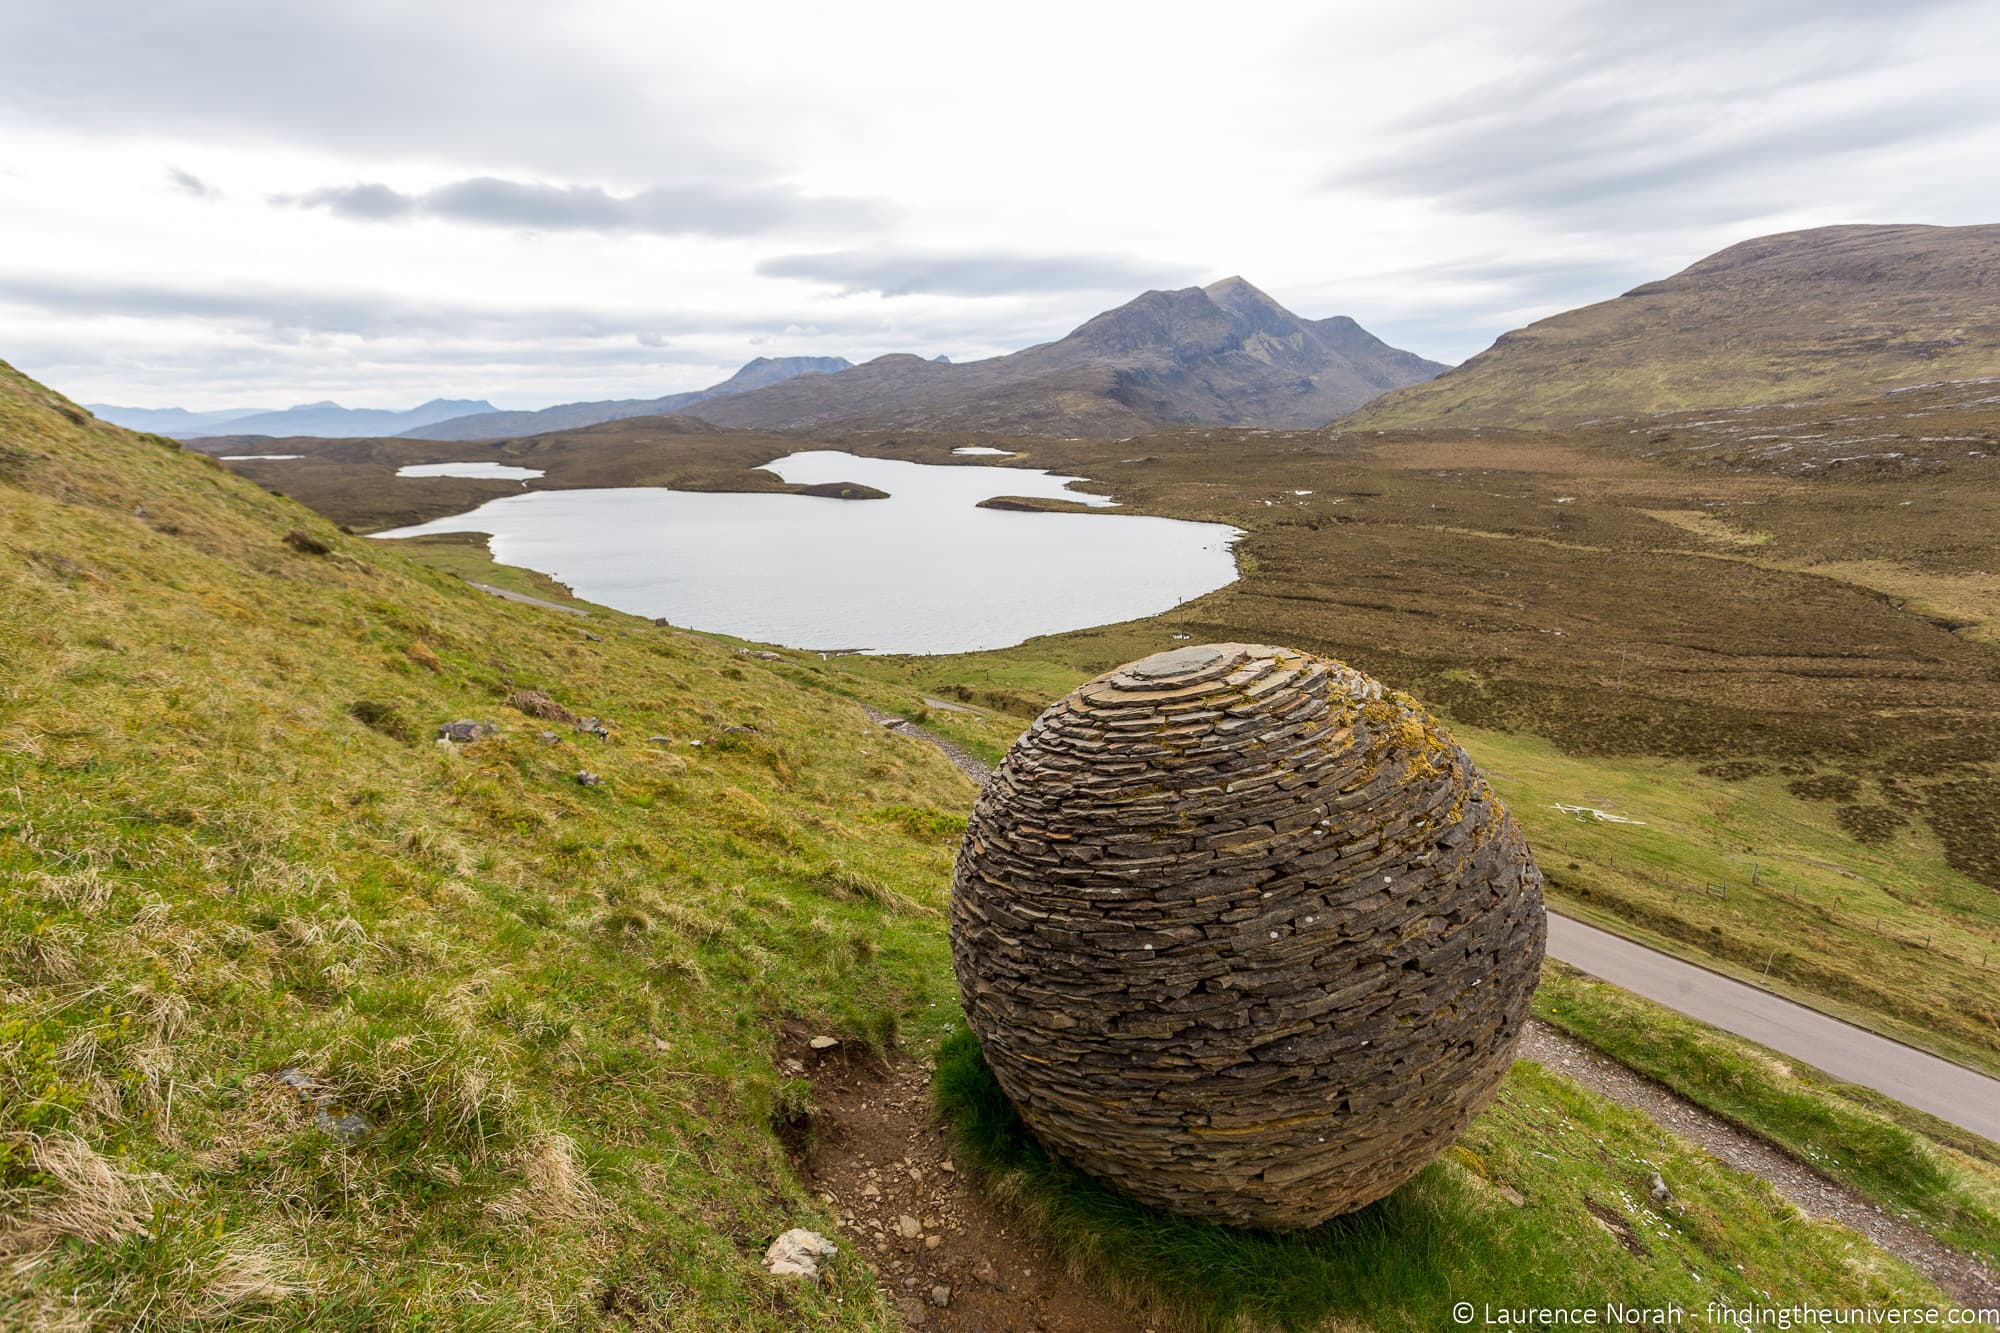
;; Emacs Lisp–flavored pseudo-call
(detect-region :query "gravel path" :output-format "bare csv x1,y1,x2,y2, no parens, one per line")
1521,1019,1997,1304
861,706,992,784
469,581,591,617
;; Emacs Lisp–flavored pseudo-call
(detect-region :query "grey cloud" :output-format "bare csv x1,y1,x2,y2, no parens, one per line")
0,273,718,342
284,177,894,238
166,167,219,200
295,183,415,221
1321,0,1998,227
0,271,1036,351
755,249,1197,297
0,1,782,178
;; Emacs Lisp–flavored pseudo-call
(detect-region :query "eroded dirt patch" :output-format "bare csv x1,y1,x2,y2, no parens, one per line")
790,1038,1149,1333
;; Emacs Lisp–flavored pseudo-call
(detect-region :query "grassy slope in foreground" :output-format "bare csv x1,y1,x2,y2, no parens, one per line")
0,362,978,1329
0,363,1951,1326
1343,223,2000,428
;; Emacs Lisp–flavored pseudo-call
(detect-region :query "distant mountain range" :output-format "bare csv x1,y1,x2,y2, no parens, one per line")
399,356,853,440
690,278,1444,435
83,404,280,435
90,398,498,439
1343,223,2000,429
91,281,1440,444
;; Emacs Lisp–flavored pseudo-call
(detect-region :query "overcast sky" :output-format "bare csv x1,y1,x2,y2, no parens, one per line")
2,0,1996,409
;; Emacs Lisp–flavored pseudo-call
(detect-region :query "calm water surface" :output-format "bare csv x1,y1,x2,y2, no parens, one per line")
398,462,547,480
373,451,1239,653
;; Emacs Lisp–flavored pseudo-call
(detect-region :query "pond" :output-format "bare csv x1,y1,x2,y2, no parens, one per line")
397,462,547,480
371,450,1239,654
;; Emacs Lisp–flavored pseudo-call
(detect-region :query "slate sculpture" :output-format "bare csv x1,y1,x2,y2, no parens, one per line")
950,643,1546,1227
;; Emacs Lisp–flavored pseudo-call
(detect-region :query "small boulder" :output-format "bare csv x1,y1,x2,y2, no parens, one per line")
506,689,577,725
896,1215,921,1239
316,1108,371,1142
273,1066,316,1097
437,720,498,744
575,770,603,788
929,1284,951,1309
808,1035,840,1051
762,1228,838,1282
575,717,611,741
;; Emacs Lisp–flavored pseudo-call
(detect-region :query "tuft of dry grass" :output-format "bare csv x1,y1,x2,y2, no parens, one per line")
484,1130,600,1226
0,1132,168,1260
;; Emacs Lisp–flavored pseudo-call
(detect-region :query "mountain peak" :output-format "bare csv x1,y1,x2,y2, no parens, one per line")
1202,275,1281,308
694,280,1446,433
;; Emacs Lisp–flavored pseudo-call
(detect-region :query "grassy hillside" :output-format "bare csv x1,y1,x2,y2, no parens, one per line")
1344,224,2000,428
0,363,1963,1327
0,361,979,1328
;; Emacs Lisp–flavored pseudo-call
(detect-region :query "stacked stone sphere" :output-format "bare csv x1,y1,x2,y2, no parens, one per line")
950,643,1545,1229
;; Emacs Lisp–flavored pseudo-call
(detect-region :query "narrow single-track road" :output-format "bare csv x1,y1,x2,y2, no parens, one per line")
1545,914,2000,1142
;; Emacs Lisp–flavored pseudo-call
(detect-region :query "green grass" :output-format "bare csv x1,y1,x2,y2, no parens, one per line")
0,358,1974,1328
379,530,599,609
932,1031,1943,1332
0,362,978,1328
1458,725,2000,1078
1536,965,2000,1265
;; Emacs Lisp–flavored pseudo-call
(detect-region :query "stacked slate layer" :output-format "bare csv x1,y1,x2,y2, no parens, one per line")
950,643,1545,1228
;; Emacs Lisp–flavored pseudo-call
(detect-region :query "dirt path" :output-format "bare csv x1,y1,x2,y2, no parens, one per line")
862,706,992,785
793,1039,1150,1333
1521,1019,1998,1305
468,580,592,616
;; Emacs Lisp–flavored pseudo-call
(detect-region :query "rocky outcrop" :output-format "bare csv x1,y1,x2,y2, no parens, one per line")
949,643,1545,1228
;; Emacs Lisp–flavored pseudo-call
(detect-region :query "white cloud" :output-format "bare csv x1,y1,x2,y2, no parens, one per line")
0,0,1994,407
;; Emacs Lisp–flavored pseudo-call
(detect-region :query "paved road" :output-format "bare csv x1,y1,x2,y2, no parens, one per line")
1547,913,2000,1143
